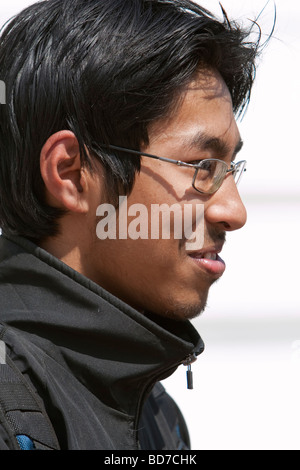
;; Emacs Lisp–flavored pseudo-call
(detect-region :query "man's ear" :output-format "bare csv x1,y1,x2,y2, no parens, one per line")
40,130,89,213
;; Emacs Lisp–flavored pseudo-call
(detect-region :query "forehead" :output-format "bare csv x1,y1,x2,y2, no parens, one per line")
148,70,240,151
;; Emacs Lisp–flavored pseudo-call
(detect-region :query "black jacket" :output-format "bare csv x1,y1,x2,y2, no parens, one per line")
0,235,204,450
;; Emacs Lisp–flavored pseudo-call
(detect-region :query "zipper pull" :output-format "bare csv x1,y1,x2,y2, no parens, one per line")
186,363,193,390
183,354,197,390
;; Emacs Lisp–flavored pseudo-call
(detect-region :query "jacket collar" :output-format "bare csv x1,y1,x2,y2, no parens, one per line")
0,234,204,416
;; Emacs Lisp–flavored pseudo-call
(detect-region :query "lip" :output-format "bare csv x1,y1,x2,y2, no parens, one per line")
187,244,226,277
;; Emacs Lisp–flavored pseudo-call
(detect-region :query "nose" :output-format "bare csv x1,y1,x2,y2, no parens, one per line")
204,175,247,231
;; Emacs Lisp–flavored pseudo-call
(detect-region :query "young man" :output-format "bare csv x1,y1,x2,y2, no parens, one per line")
0,0,259,450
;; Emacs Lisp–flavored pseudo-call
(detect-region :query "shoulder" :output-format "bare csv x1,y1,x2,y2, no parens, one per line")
0,421,18,450
0,323,60,450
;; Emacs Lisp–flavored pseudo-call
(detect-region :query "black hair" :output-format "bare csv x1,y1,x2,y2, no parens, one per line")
0,0,262,241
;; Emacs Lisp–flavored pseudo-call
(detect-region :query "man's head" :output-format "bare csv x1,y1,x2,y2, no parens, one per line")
0,0,260,319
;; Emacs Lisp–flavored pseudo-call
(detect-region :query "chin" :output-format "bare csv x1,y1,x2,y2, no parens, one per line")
154,293,208,322
163,304,206,321
130,284,210,322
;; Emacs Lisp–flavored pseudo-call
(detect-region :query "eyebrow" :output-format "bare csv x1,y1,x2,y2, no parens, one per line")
187,131,244,160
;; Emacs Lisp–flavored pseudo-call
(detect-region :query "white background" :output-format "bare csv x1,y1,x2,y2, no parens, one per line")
1,0,299,451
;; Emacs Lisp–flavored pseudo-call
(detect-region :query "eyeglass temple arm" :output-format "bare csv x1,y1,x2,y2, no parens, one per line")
99,143,195,167
227,161,247,174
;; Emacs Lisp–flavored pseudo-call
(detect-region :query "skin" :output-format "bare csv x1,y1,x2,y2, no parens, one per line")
40,69,247,321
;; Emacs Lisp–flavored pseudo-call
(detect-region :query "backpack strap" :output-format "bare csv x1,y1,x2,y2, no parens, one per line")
0,345,60,450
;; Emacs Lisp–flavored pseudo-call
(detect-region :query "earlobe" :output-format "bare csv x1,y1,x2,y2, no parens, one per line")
40,130,89,213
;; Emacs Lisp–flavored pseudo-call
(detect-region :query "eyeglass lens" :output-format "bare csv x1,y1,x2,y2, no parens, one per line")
193,160,245,194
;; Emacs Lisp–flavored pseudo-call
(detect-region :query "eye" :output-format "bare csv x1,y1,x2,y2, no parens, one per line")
200,160,214,170
195,160,216,181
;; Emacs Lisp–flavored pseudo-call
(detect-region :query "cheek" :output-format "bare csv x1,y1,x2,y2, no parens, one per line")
125,166,207,256
92,163,210,311
132,163,188,205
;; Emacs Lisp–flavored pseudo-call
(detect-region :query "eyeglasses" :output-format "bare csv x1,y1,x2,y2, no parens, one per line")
100,143,247,195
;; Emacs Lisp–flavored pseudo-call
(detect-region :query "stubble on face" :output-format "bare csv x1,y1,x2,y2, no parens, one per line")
148,227,226,321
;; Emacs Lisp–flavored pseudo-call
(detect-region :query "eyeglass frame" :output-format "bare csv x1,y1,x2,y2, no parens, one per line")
99,143,247,195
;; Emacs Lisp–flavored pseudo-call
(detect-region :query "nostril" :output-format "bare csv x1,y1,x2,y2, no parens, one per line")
220,221,231,230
